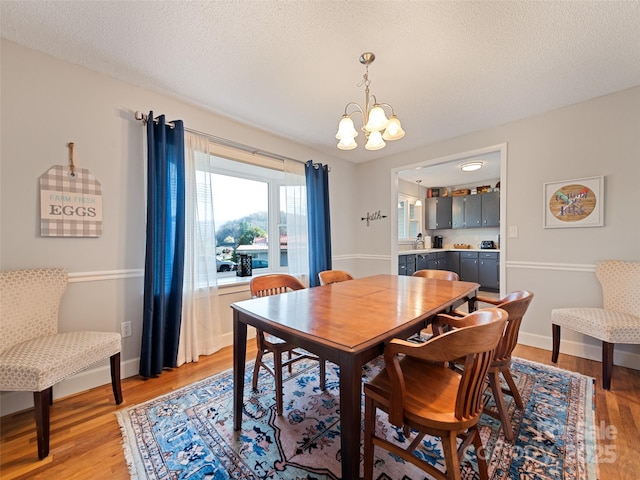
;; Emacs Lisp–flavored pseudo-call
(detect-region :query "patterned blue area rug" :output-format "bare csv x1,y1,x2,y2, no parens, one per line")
116,356,597,479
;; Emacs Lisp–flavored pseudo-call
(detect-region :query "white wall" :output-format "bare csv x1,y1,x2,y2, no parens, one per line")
2,39,639,415
0,40,358,414
354,86,640,369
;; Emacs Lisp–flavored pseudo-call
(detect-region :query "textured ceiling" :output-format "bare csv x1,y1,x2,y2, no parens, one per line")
2,1,639,165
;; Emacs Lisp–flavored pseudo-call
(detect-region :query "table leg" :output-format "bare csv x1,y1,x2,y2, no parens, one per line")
233,311,247,431
339,358,362,479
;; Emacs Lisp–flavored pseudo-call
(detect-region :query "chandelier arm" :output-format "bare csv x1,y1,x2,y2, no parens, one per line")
343,102,365,118
375,102,396,116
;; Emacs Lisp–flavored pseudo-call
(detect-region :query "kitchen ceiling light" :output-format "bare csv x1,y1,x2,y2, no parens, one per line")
415,180,423,206
335,52,404,151
461,161,483,172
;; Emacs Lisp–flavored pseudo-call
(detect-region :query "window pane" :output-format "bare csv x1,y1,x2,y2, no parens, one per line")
398,200,407,238
210,174,269,276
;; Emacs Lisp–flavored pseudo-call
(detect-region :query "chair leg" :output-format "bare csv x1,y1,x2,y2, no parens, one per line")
252,349,265,391
319,358,326,390
34,388,52,459
273,350,284,416
487,371,513,442
551,324,561,363
110,353,123,405
441,431,462,480
472,426,490,480
502,368,524,409
362,395,375,480
602,341,614,390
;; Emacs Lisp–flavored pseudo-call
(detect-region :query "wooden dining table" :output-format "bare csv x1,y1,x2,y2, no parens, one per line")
231,273,479,479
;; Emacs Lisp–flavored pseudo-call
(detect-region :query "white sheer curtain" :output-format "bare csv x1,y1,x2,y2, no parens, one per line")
284,159,309,284
178,132,222,365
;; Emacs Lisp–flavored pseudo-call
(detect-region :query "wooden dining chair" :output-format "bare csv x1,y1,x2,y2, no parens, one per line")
412,269,459,281
318,269,354,286
363,308,508,480
249,274,326,415
437,290,534,442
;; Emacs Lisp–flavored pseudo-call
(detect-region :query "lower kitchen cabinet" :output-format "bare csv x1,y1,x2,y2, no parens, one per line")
478,252,499,291
460,252,479,284
401,251,498,289
398,254,416,276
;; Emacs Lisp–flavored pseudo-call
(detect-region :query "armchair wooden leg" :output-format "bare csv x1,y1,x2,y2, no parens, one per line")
487,371,514,442
472,426,490,480
362,396,376,480
34,388,52,459
319,359,326,390
602,341,614,390
251,349,264,391
551,324,561,363
110,353,123,405
441,431,461,480
502,368,524,409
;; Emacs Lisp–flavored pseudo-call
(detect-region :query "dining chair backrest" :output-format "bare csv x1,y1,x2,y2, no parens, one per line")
318,269,354,286
412,269,459,281
250,274,305,298
492,291,534,363
384,307,507,425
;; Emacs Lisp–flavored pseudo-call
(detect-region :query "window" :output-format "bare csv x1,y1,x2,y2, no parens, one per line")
196,153,289,281
397,194,422,240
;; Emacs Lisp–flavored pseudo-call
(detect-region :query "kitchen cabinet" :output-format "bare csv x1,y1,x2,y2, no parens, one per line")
425,197,452,230
481,191,500,227
398,254,416,276
445,251,460,277
460,251,479,283
452,192,498,229
416,253,428,271
478,252,499,291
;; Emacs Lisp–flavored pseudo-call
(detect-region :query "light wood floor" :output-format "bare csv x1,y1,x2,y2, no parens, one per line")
1,342,638,480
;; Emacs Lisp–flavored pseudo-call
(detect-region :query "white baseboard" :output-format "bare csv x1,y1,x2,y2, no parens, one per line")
518,332,640,370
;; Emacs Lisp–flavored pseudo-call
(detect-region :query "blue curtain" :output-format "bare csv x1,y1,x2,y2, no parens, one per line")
140,113,186,378
305,161,332,287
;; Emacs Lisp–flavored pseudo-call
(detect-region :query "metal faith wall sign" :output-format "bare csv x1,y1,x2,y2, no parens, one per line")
40,164,103,237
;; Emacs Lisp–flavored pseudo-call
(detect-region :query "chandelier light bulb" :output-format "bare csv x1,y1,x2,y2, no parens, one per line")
365,130,386,150
364,105,389,132
382,115,405,141
337,136,358,150
335,116,358,140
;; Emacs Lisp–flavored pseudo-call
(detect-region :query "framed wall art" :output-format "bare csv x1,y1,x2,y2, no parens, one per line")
543,175,604,228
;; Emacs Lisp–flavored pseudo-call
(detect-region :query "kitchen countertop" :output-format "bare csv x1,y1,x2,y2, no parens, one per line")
399,248,500,254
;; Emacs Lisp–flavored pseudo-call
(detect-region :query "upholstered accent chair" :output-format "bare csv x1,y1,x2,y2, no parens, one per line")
249,274,326,415
318,269,354,286
0,268,122,459
551,260,640,390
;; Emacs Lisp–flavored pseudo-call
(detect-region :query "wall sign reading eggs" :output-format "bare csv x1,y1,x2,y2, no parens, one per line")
543,176,604,228
40,165,103,237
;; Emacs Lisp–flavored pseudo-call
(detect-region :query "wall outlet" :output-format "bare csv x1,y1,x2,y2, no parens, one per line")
121,321,132,338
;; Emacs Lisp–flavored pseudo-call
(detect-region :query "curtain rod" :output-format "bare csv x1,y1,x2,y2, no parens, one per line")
134,111,306,165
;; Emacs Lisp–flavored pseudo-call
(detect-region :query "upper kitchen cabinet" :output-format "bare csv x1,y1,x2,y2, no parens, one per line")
451,191,499,229
425,196,452,230
481,191,500,227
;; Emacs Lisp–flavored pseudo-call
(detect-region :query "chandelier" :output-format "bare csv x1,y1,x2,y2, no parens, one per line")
335,52,405,151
